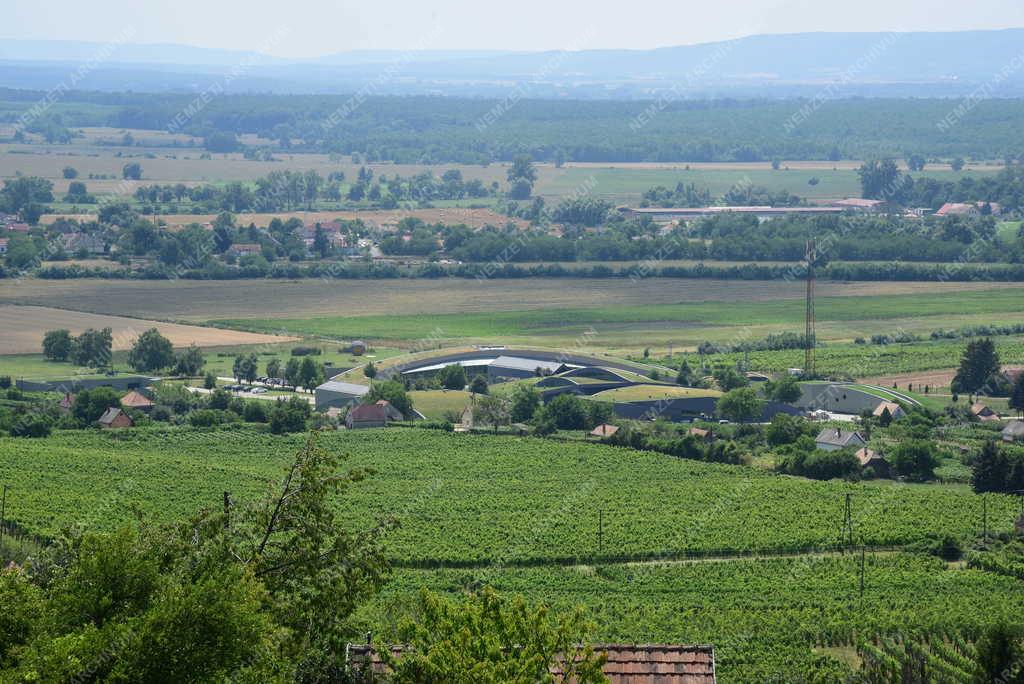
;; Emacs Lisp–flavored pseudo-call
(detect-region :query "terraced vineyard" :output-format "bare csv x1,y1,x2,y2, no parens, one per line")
0,427,1017,565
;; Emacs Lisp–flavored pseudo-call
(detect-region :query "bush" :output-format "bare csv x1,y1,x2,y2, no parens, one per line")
290,346,322,356
0,376,10,389
243,401,269,423
9,415,53,438
188,409,240,427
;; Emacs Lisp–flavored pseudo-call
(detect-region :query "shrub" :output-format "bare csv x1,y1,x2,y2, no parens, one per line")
290,346,322,356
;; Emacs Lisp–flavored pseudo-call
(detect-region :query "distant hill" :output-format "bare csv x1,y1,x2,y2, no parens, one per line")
0,29,1023,97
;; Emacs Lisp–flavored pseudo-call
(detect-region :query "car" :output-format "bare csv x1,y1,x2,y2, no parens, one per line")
718,419,730,424
250,387,268,394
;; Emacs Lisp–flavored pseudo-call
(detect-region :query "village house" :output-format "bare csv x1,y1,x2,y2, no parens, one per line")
345,400,404,429
60,232,106,255
873,401,905,422
97,407,134,429
687,426,714,442
815,428,867,451
120,390,155,412
226,243,263,258
855,447,891,478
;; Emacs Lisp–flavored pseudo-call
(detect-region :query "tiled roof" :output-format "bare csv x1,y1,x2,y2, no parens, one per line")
120,390,153,408
97,407,128,425
872,401,902,417
347,643,716,683
590,423,619,437
348,404,387,422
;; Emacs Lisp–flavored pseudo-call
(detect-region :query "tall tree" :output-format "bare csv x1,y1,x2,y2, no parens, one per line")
127,328,175,372
42,329,73,362
952,338,1000,394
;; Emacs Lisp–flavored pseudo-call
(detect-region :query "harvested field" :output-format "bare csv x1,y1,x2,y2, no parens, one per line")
862,366,1024,390
0,305,297,355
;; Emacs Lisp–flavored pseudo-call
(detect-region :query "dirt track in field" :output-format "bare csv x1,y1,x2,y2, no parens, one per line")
0,305,298,355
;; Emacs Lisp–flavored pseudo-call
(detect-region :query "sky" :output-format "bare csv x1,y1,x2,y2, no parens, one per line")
4,0,1024,57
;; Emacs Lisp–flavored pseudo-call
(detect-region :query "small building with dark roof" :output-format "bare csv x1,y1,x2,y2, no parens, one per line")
97,407,133,429
315,380,370,411
855,447,891,478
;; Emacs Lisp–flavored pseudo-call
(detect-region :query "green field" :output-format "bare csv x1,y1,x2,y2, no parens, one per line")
0,426,1020,681
407,389,473,420
212,287,1024,359
1,428,1016,564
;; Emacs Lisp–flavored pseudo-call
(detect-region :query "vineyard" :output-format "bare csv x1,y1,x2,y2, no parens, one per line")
0,427,1018,565
365,554,1024,681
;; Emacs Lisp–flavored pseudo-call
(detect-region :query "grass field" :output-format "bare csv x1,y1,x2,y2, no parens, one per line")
407,389,473,420
1,426,1020,682
589,385,722,401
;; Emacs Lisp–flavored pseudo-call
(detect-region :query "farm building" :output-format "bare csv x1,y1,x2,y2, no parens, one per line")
346,643,716,683
935,201,1001,217
345,400,403,429
970,403,1001,422
855,448,891,477
832,198,886,212
815,428,866,451
1003,420,1024,443
120,390,154,411
314,380,370,410
617,205,844,223
97,407,133,429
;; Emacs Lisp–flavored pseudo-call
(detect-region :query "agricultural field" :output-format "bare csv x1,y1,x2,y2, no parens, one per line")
0,426,1020,681
0,428,1017,564
0,135,1005,207
0,304,295,355
367,555,1024,682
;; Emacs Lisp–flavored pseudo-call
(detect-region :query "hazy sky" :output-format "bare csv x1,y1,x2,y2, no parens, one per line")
5,0,1024,57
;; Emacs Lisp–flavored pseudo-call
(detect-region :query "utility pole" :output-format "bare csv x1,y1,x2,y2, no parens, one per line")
805,238,816,378
840,493,854,549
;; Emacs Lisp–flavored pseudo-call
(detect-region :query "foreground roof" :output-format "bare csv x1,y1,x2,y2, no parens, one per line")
348,643,716,683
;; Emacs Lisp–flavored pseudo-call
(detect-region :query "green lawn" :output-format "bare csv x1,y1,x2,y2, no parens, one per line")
588,384,721,402
407,389,473,420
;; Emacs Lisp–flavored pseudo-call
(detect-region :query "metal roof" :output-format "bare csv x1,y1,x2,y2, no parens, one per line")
316,381,369,396
490,355,568,372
